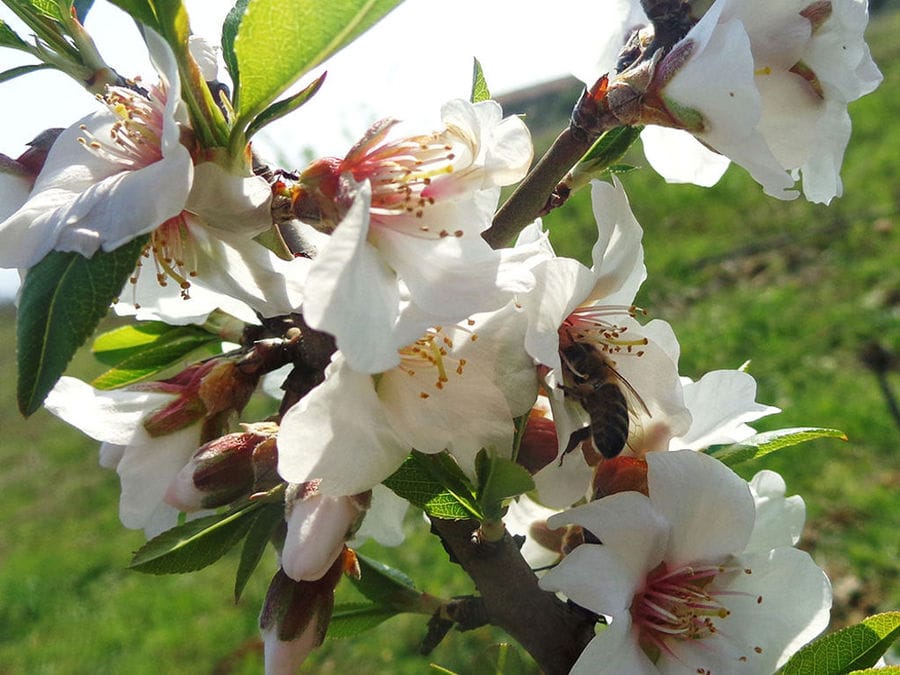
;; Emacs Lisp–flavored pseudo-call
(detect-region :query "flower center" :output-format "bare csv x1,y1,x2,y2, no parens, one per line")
127,213,198,305
632,560,750,661
78,81,167,169
396,323,476,398
347,128,472,240
560,305,648,356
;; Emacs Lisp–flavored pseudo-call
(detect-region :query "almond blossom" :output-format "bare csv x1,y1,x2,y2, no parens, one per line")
277,302,537,497
0,29,304,322
294,98,535,373
519,179,690,506
650,0,881,202
582,0,881,202
539,450,831,674
43,360,256,536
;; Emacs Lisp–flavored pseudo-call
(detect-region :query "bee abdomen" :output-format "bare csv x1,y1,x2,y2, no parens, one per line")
589,383,629,458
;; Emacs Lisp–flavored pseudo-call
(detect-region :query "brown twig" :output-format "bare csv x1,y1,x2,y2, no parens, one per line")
429,517,595,674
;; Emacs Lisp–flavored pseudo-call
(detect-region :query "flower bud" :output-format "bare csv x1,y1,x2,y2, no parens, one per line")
164,424,278,511
259,556,345,674
141,358,259,438
516,412,559,475
592,456,649,500
281,484,369,583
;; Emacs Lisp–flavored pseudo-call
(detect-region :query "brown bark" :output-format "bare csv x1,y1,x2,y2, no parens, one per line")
430,518,595,675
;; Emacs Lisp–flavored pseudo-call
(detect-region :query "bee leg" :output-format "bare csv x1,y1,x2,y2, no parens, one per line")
560,426,591,464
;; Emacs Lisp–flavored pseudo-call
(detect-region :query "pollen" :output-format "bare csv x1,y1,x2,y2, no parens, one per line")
126,213,199,307
397,324,475,393
632,561,748,659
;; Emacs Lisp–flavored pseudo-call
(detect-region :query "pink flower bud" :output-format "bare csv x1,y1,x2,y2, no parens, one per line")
141,359,259,438
259,559,344,674
164,423,279,511
281,486,368,583
592,456,649,500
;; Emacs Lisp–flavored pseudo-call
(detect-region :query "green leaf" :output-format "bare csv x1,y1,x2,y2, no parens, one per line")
232,0,403,123
709,427,848,467
0,63,55,83
16,237,147,417
350,554,421,609
327,602,398,638
90,324,221,389
234,503,283,601
581,125,643,166
850,668,900,675
130,502,263,574
470,57,490,103
0,19,29,49
779,612,900,675
93,321,183,364
428,666,461,675
25,0,62,20
382,452,483,521
244,71,327,139
475,451,534,521
104,0,160,31
221,0,251,93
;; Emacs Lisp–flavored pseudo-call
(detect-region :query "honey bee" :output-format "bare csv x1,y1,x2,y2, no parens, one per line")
559,341,649,460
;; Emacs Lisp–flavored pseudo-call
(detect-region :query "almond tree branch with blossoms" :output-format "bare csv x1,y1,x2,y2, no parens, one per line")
0,0,895,673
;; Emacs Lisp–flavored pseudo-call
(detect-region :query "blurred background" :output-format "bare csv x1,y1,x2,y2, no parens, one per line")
0,1,898,672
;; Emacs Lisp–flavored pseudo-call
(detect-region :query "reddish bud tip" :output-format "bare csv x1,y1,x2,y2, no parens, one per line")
517,415,559,474
592,456,649,500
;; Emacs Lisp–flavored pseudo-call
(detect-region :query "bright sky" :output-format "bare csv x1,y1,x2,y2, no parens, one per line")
0,0,601,298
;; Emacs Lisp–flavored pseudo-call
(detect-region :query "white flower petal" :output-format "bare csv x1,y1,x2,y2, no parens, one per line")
672,369,780,450
647,450,754,563
717,547,831,671
587,178,646,304
539,543,640,616
549,491,669,579
302,183,401,374
532,444,593,509
378,355,514,476
523,258,597,370
747,470,806,550
187,162,272,235
503,495,561,570
277,355,408,496
571,618,657,675
640,126,732,187
350,484,409,548
116,424,200,533
44,376,174,445
0,167,30,222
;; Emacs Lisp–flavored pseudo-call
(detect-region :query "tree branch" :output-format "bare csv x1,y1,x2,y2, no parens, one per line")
430,517,594,674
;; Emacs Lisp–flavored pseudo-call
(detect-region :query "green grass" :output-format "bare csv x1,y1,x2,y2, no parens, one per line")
2,9,899,673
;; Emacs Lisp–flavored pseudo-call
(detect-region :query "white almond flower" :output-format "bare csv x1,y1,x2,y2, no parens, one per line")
44,376,204,537
668,369,781,450
278,303,536,497
0,30,305,323
296,98,535,374
521,180,690,472
648,0,881,202
576,0,881,202
539,450,831,674
44,360,256,536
